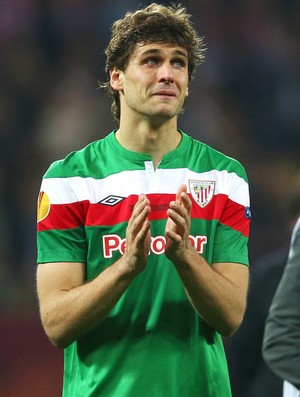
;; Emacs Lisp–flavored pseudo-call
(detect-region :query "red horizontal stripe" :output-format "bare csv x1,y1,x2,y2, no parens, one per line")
37,201,89,231
219,198,250,237
191,194,250,237
87,196,138,225
37,193,249,237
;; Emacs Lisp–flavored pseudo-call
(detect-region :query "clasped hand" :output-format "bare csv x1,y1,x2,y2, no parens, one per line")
123,184,192,274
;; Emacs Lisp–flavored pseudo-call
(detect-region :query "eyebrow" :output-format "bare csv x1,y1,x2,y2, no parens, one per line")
138,48,188,59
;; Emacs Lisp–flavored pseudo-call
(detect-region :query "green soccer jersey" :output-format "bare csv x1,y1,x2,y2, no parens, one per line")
37,130,250,397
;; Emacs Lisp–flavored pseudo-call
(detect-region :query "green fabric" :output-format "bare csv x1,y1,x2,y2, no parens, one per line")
37,131,250,396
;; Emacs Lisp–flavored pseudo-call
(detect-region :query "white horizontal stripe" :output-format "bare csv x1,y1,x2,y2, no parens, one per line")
40,167,249,206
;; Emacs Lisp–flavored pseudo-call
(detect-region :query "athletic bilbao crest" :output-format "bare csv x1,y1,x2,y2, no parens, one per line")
189,180,215,208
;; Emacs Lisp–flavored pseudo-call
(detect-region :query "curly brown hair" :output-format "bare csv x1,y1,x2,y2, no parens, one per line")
101,3,206,121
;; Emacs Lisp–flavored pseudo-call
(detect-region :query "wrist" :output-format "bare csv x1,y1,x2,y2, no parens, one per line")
118,254,144,279
170,244,199,269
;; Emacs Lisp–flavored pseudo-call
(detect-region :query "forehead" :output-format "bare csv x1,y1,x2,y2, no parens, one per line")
131,42,188,59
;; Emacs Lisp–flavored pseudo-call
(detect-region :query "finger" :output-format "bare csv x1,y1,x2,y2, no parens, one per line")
176,184,187,197
127,196,150,241
175,185,191,213
129,195,149,224
167,207,187,230
180,191,192,213
169,199,190,221
165,228,182,244
136,219,150,244
176,184,187,202
168,200,191,238
133,194,149,213
129,205,150,236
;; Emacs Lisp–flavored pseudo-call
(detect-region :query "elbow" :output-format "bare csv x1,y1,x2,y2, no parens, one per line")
41,316,74,349
48,333,72,349
218,311,245,337
199,304,245,337
220,327,237,338
45,328,73,349
218,322,240,338
224,301,248,337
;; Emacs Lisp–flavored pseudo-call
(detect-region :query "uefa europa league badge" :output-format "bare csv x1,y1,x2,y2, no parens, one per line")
188,180,215,208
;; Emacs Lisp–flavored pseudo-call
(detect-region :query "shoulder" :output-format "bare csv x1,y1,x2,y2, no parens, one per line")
183,132,248,181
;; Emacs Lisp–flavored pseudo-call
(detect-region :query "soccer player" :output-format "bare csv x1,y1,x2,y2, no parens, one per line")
36,4,251,396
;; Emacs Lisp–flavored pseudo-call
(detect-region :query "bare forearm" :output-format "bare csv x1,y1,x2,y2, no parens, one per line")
173,249,248,336
39,259,137,348
164,186,249,336
38,194,151,349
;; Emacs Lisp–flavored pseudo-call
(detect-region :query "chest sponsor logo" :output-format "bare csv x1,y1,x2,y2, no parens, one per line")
189,180,215,208
102,234,207,258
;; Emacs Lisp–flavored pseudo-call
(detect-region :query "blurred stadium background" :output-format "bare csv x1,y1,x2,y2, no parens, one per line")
1,1,300,395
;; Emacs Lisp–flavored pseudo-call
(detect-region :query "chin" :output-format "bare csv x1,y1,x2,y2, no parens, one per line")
150,106,181,119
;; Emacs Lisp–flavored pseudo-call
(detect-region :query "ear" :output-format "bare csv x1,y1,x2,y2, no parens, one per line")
109,67,123,91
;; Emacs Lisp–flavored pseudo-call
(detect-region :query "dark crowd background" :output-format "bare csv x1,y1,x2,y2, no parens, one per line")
1,1,300,396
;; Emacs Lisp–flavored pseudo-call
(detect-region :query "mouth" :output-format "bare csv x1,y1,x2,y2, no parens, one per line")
153,90,177,98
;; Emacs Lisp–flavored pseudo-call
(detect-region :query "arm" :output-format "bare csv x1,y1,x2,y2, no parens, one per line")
164,184,249,336
262,218,300,389
37,194,151,348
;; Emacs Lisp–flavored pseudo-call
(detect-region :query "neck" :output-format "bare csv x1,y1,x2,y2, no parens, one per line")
115,117,181,167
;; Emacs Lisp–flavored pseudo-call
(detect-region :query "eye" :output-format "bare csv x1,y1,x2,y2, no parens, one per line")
145,57,159,66
172,59,186,69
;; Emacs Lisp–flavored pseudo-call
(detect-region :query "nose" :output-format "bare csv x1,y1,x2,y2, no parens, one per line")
158,62,174,83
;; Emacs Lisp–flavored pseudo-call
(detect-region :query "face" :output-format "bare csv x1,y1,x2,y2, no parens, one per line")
110,42,189,122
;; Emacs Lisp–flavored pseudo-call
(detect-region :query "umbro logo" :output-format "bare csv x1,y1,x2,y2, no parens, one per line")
98,195,125,206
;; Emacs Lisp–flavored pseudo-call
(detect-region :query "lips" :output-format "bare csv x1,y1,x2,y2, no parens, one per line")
153,90,177,97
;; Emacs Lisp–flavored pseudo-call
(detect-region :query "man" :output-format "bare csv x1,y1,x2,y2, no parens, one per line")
36,4,251,396
263,216,300,397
